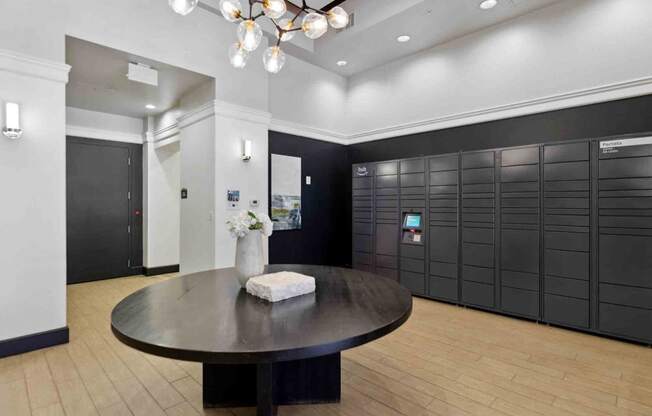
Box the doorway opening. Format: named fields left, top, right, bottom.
left=65, top=36, right=214, bottom=284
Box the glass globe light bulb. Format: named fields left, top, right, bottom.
left=262, top=0, right=286, bottom=19
left=327, top=6, right=349, bottom=29
left=228, top=43, right=249, bottom=69
left=219, top=0, right=242, bottom=22
left=276, top=18, right=296, bottom=42
left=263, top=46, right=286, bottom=74
left=169, top=0, right=199, bottom=15
left=302, top=12, right=328, bottom=40
left=237, top=20, right=263, bottom=52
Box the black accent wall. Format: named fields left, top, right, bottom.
left=272, top=94, right=652, bottom=270
left=268, top=131, right=350, bottom=266
left=348, top=95, right=652, bottom=163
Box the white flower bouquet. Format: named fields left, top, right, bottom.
left=226, top=210, right=274, bottom=238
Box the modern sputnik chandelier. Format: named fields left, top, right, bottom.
left=168, top=0, right=349, bottom=74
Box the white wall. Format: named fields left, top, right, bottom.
left=143, top=141, right=181, bottom=269
left=179, top=112, right=216, bottom=274
left=343, top=0, right=652, bottom=141
left=66, top=107, right=144, bottom=143
left=0, top=67, right=68, bottom=340
left=269, top=55, right=348, bottom=140
left=213, top=108, right=271, bottom=268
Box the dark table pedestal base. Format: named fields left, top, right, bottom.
left=203, top=352, right=341, bottom=416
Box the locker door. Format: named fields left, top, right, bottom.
left=399, top=158, right=426, bottom=294
left=499, top=146, right=540, bottom=319
left=543, top=142, right=590, bottom=329
left=428, top=154, right=459, bottom=302
left=352, top=164, right=374, bottom=272
left=375, top=161, right=400, bottom=280
left=461, top=151, right=496, bottom=309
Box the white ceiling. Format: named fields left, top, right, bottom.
left=241, top=0, right=564, bottom=76
left=66, top=37, right=213, bottom=119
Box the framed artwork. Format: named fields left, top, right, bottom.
left=271, top=154, right=302, bottom=231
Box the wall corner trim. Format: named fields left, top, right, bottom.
left=0, top=48, right=71, bottom=84
left=269, top=118, right=349, bottom=145
left=214, top=99, right=272, bottom=126
left=66, top=125, right=144, bottom=144
left=0, top=327, right=69, bottom=359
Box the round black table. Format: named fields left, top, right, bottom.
left=111, top=265, right=412, bottom=416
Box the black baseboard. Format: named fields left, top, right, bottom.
left=143, top=264, right=180, bottom=277
left=0, top=326, right=69, bottom=359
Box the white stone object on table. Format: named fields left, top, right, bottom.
left=246, top=272, right=316, bottom=302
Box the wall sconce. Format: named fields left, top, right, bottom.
left=241, top=139, right=252, bottom=162
left=3, top=102, right=23, bottom=140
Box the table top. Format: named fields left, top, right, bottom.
left=111, top=265, right=413, bottom=364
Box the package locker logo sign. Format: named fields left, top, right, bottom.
left=356, top=166, right=369, bottom=176
left=600, top=136, right=652, bottom=154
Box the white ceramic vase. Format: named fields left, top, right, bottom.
left=235, top=231, right=265, bottom=288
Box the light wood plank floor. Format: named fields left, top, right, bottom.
left=2, top=273, right=652, bottom=416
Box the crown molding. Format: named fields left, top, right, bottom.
left=66, top=125, right=144, bottom=144
left=154, top=122, right=180, bottom=142
left=178, top=100, right=216, bottom=129
left=214, top=99, right=272, bottom=126
left=269, top=118, right=348, bottom=145
left=154, top=134, right=180, bottom=149
left=0, top=49, right=70, bottom=84
left=346, top=75, right=652, bottom=144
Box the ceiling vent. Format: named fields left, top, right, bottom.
left=127, top=62, right=158, bottom=87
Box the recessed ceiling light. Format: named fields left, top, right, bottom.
left=480, top=0, right=498, bottom=10
left=397, top=35, right=411, bottom=43
left=337, top=60, right=348, bottom=67
left=145, top=104, right=157, bottom=110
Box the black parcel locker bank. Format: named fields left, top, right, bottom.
left=352, top=134, right=652, bottom=345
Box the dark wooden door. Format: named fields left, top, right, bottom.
left=66, top=137, right=142, bottom=284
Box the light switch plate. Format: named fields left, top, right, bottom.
left=306, top=176, right=312, bottom=185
